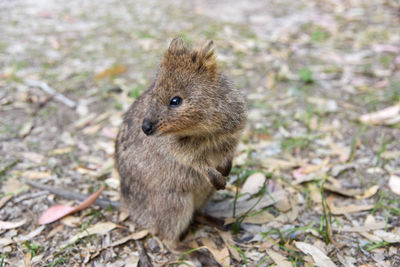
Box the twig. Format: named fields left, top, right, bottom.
left=0, top=159, right=19, bottom=177
left=22, top=179, right=119, bottom=209
left=24, top=79, right=76, bottom=108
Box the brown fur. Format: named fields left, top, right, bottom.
left=115, top=37, right=246, bottom=264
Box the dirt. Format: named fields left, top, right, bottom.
left=1, top=0, right=399, bottom=266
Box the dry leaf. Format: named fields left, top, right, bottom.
left=333, top=222, right=386, bottom=232
left=218, top=230, right=241, bottom=262
left=0, top=218, right=26, bottom=230
left=47, top=224, right=64, bottom=238
left=18, top=225, right=45, bottom=241
left=328, top=141, right=350, bottom=163
left=323, top=183, right=363, bottom=197
left=0, top=195, right=13, bottom=209
left=292, top=159, right=330, bottom=184
left=262, top=156, right=306, bottom=171
left=360, top=232, right=383, bottom=242
left=355, top=185, right=380, bottom=199
left=266, top=249, right=293, bottom=267
left=95, top=65, right=127, bottom=80
left=204, top=190, right=286, bottom=218
left=19, top=119, right=34, bottom=137
left=359, top=102, right=400, bottom=125
left=295, top=241, right=337, bottom=267
left=124, top=254, right=139, bottom=267
left=373, top=230, right=400, bottom=243
left=200, top=237, right=230, bottom=266
left=49, top=147, right=73, bottom=155
left=292, top=168, right=316, bottom=184
left=309, top=183, right=322, bottom=203
left=21, top=170, right=52, bottom=179
left=389, top=175, right=400, bottom=195
left=327, top=196, right=374, bottom=215
left=109, top=230, right=149, bottom=247
left=241, top=172, right=266, bottom=195
left=82, top=124, right=102, bottom=135
left=68, top=222, right=118, bottom=244
left=61, top=216, right=81, bottom=227
left=225, top=210, right=275, bottom=225
left=23, top=251, right=32, bottom=267
left=0, top=238, right=15, bottom=247
left=20, top=152, right=44, bottom=164
left=39, top=185, right=105, bottom=224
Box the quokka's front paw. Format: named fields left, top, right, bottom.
left=206, top=168, right=226, bottom=190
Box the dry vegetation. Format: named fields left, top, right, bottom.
left=1, top=0, right=400, bottom=266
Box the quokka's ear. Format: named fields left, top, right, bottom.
left=192, top=40, right=218, bottom=79
left=168, top=36, right=188, bottom=55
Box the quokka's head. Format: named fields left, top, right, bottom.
left=142, top=37, right=228, bottom=137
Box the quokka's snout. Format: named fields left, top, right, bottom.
left=141, top=118, right=157, bottom=136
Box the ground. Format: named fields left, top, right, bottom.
left=1, top=0, right=400, bottom=266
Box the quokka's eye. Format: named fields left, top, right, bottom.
left=169, top=96, right=183, bottom=107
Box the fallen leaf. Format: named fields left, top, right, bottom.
left=359, top=102, right=400, bottom=125
left=327, top=196, right=374, bottom=215
left=328, top=140, right=350, bottom=162
left=355, top=185, right=379, bottom=199
left=0, top=238, right=15, bottom=247
left=39, top=185, right=105, bottom=224
left=204, top=190, right=286, bottom=218
left=309, top=183, right=322, bottom=203
left=82, top=124, right=102, bottom=135
left=124, top=254, right=139, bottom=267
left=373, top=230, right=400, bottom=243
left=0, top=218, right=26, bottom=230
left=17, top=225, right=45, bottom=241
left=0, top=195, right=13, bottom=209
left=68, top=222, right=118, bottom=244
left=109, top=230, right=149, bottom=247
left=39, top=205, right=75, bottom=225
left=292, top=167, right=316, bottom=184
left=323, top=183, right=363, bottom=197
left=360, top=232, right=383, bottom=242
left=61, top=216, right=81, bottom=227
left=337, top=254, right=357, bottom=267
left=74, top=113, right=97, bottom=129
left=19, top=119, right=34, bottom=137
left=241, top=172, right=266, bottom=195
left=330, top=163, right=355, bottom=177
left=389, top=175, right=400, bottom=195
left=333, top=222, right=386, bottom=232
left=20, top=170, right=52, bottom=179
left=23, top=251, right=32, bottom=267
left=95, top=65, right=127, bottom=80
left=47, top=224, right=64, bottom=238
left=20, top=152, right=44, bottom=164
left=224, top=210, right=275, bottom=225
left=262, top=156, right=306, bottom=171
left=266, top=249, right=293, bottom=267
left=218, top=230, right=241, bottom=262
left=200, top=238, right=230, bottom=266
left=295, top=241, right=337, bottom=267
left=49, top=147, right=74, bottom=155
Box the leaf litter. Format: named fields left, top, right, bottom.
left=1, top=0, right=400, bottom=266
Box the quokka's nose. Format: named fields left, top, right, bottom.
left=142, top=119, right=155, bottom=136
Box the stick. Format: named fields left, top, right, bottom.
left=24, top=79, right=77, bottom=108
left=23, top=179, right=120, bottom=209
